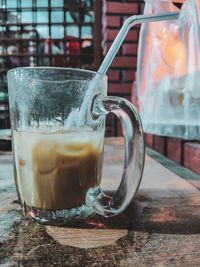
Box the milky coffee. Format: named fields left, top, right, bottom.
left=13, top=130, right=104, bottom=211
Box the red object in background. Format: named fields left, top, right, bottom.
left=66, top=36, right=80, bottom=67
left=44, top=38, right=65, bottom=67
left=43, top=37, right=80, bottom=67
left=54, top=54, right=64, bottom=67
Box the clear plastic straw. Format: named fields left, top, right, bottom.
left=98, top=12, right=179, bottom=74
left=65, top=12, right=179, bottom=129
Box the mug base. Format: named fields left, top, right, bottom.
left=21, top=186, right=101, bottom=226
left=23, top=203, right=95, bottom=226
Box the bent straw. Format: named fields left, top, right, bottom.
left=98, top=12, right=179, bottom=75
left=65, top=12, right=180, bottom=129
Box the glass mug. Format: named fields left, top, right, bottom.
left=7, top=67, right=145, bottom=225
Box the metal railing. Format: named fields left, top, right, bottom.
left=0, top=0, right=102, bottom=129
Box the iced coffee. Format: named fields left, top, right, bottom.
left=13, top=130, right=104, bottom=211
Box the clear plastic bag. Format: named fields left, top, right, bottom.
left=136, top=0, right=200, bottom=140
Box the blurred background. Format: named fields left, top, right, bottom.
left=2, top=1, right=199, bottom=177
left=0, top=0, right=102, bottom=130
left=0, top=0, right=184, bottom=134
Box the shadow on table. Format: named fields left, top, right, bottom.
left=132, top=192, right=200, bottom=235
left=2, top=189, right=200, bottom=265
left=0, top=200, right=149, bottom=266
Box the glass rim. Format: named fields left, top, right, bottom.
left=7, top=66, right=107, bottom=79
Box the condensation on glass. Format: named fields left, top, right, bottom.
left=0, top=0, right=102, bottom=129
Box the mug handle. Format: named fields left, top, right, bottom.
left=92, top=95, right=145, bottom=217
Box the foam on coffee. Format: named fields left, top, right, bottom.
left=13, top=130, right=104, bottom=210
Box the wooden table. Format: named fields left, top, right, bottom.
left=1, top=137, right=200, bottom=266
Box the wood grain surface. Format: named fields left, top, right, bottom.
left=1, top=138, right=200, bottom=266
